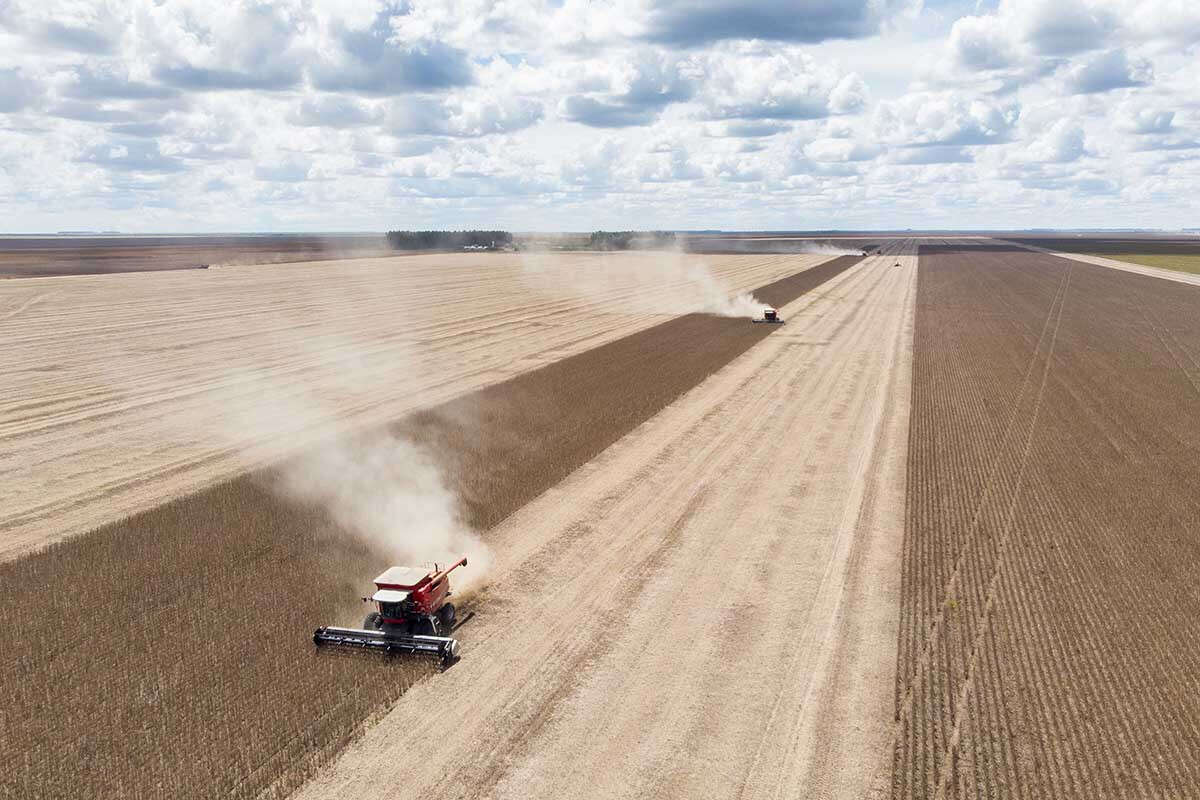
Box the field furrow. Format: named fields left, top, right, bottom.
left=895, top=244, right=1200, bottom=798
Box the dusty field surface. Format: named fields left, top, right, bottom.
left=1, top=254, right=868, bottom=800
left=894, top=245, right=1200, bottom=799
left=294, top=244, right=917, bottom=800
left=0, top=250, right=827, bottom=561
left=0, top=234, right=394, bottom=277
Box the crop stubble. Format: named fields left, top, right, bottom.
left=894, top=245, right=1200, bottom=798
left=0, top=256, right=860, bottom=800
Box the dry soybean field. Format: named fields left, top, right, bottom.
left=6, top=238, right=1200, bottom=800
left=896, top=244, right=1200, bottom=798
left=1, top=252, right=880, bottom=800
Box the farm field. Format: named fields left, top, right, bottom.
left=0, top=250, right=828, bottom=561
left=11, top=235, right=1197, bottom=800
left=1003, top=235, right=1200, bottom=278
left=895, top=244, right=1200, bottom=798
left=0, top=234, right=395, bottom=277
left=294, top=244, right=917, bottom=800
left=1091, top=252, right=1200, bottom=273
left=0, top=249, right=886, bottom=799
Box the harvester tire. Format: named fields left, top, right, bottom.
left=363, top=612, right=382, bottom=631
left=438, top=603, right=456, bottom=631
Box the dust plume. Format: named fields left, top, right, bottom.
left=790, top=240, right=864, bottom=256
left=161, top=323, right=491, bottom=590
left=278, top=429, right=491, bottom=591
left=519, top=244, right=771, bottom=319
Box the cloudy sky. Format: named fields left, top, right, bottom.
left=1, top=0, right=1197, bottom=232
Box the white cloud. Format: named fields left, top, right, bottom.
left=947, top=15, right=1019, bottom=71
left=1017, top=0, right=1118, bottom=56
left=0, top=67, right=42, bottom=112
left=804, top=137, right=881, bottom=162
left=700, top=43, right=863, bottom=120
left=1116, top=101, right=1174, bottom=135
left=1061, top=49, right=1152, bottom=94
left=876, top=92, right=1021, bottom=147
left=0, top=0, right=1196, bottom=231
left=1025, top=119, right=1089, bottom=163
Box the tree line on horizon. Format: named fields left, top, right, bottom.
left=588, top=231, right=676, bottom=250
left=386, top=230, right=513, bottom=250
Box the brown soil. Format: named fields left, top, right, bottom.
left=0, top=257, right=859, bottom=800
left=894, top=245, right=1200, bottom=798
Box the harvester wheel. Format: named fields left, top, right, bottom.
left=363, top=612, right=382, bottom=631
left=438, top=603, right=456, bottom=631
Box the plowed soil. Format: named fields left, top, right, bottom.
left=894, top=245, right=1200, bottom=799
left=1, top=255, right=872, bottom=800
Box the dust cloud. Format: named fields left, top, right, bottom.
left=165, top=327, right=490, bottom=590
left=792, top=241, right=863, bottom=256
left=279, top=430, right=491, bottom=591
left=519, top=245, right=771, bottom=319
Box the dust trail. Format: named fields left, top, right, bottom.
left=152, top=314, right=491, bottom=589
left=277, top=426, right=491, bottom=592
left=519, top=243, right=771, bottom=319
left=683, top=236, right=867, bottom=257
left=790, top=241, right=864, bottom=256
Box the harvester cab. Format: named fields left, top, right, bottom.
left=313, top=556, right=468, bottom=667
left=753, top=307, right=784, bottom=324
left=365, top=561, right=461, bottom=636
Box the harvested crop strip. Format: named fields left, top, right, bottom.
left=894, top=245, right=1200, bottom=799
left=1, top=255, right=860, bottom=800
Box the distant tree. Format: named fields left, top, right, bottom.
left=386, top=230, right=513, bottom=250
left=588, top=231, right=676, bottom=250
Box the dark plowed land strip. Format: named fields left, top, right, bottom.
left=1, top=256, right=860, bottom=800
left=895, top=245, right=1200, bottom=799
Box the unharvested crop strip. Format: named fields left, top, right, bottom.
left=1, top=255, right=861, bottom=800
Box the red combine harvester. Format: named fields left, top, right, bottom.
left=313, top=556, right=467, bottom=667
left=752, top=307, right=784, bottom=324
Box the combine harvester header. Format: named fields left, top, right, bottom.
left=313, top=556, right=468, bottom=667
